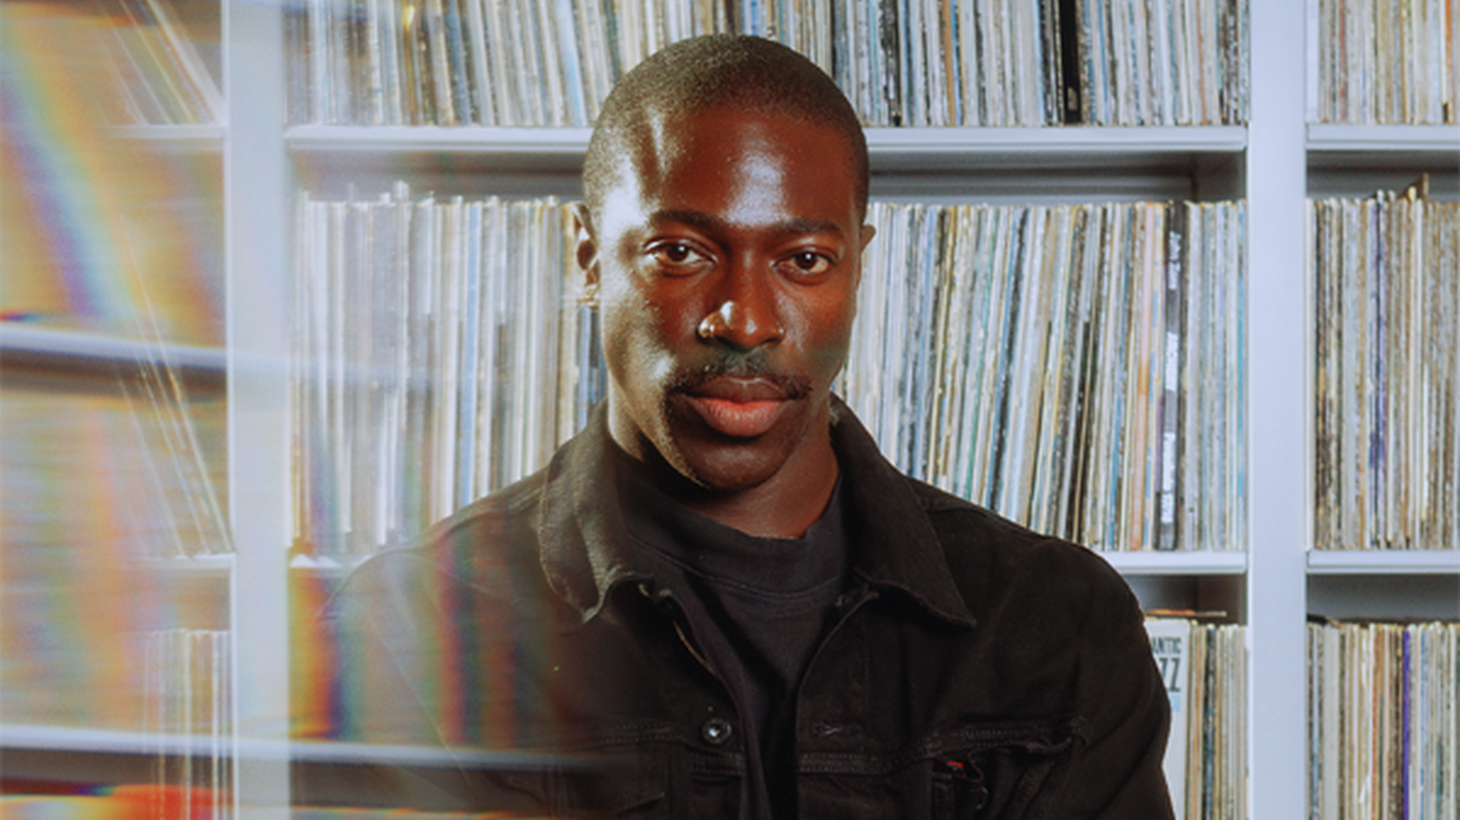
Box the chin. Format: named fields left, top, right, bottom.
left=670, top=438, right=792, bottom=494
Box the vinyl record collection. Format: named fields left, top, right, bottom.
left=846, top=200, right=1247, bottom=553
left=1146, top=618, right=1248, bottom=820
left=0, top=369, right=230, bottom=747
left=1307, top=619, right=1459, bottom=820
left=3, top=5, right=229, bottom=348
left=285, top=0, right=1249, bottom=127
left=1, top=365, right=230, bottom=563
left=290, top=191, right=1246, bottom=557
left=1311, top=187, right=1460, bottom=551
left=1310, top=0, right=1459, bottom=124
left=289, top=187, right=599, bottom=557
left=143, top=628, right=234, bottom=819
left=95, top=0, right=224, bottom=125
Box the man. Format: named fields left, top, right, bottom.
left=295, top=34, right=1174, bottom=819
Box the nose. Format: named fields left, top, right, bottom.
left=697, top=267, right=784, bottom=351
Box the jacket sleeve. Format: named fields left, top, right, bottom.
left=289, top=550, right=556, bottom=813
left=1037, top=546, right=1177, bottom=820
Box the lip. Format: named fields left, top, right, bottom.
left=681, top=377, right=794, bottom=438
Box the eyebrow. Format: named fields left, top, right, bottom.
left=648, top=209, right=846, bottom=239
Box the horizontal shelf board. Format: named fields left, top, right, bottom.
left=0, top=324, right=227, bottom=372
left=1, top=725, right=232, bottom=757
left=135, top=553, right=235, bottom=573
left=288, top=125, right=593, bottom=174
left=1307, top=123, right=1460, bottom=152
left=0, top=726, right=551, bottom=770
left=287, top=124, right=1247, bottom=174
left=111, top=124, right=227, bottom=149
left=289, top=553, right=372, bottom=575
left=290, top=551, right=1252, bottom=579
left=291, top=738, right=582, bottom=769
left=287, top=124, right=593, bottom=153
left=1094, top=550, right=1248, bottom=575
left=1307, top=124, right=1459, bottom=193
left=1308, top=549, right=1460, bottom=575
left=869, top=125, right=1245, bottom=159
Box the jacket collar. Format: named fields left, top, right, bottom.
left=537, top=398, right=976, bottom=629
left=826, top=397, right=977, bottom=628
left=536, top=404, right=645, bottom=624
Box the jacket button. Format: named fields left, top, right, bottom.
left=701, top=717, right=733, bottom=746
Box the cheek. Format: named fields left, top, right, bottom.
left=602, top=271, right=702, bottom=351
left=600, top=288, right=677, bottom=388
left=792, top=290, right=858, bottom=375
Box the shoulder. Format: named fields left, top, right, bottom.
left=325, top=468, right=552, bottom=620
left=423, top=469, right=547, bottom=559
left=906, top=477, right=1142, bottom=634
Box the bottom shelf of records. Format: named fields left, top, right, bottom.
left=1306, top=619, right=1459, bottom=820
left=1145, top=617, right=1248, bottom=820
left=0, top=629, right=233, bottom=812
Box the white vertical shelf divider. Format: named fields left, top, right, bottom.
left=1246, top=0, right=1309, bottom=815
left=226, top=0, right=292, bottom=813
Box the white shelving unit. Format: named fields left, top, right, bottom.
left=277, top=125, right=1257, bottom=814
left=263, top=142, right=1256, bottom=815
left=1245, top=4, right=1310, bottom=814
left=1297, top=43, right=1460, bottom=820
left=224, top=0, right=293, bottom=814
left=7, top=0, right=1455, bottom=816
left=1298, top=114, right=1460, bottom=634
left=0, top=0, right=234, bottom=790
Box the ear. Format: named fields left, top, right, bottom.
left=852, top=223, right=877, bottom=289
left=858, top=223, right=877, bottom=251
left=572, top=203, right=600, bottom=305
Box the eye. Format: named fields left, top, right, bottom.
left=777, top=250, right=833, bottom=278
left=647, top=241, right=710, bottom=273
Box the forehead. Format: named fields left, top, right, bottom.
left=598, top=105, right=862, bottom=229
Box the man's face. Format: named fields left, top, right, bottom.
left=581, top=106, right=872, bottom=493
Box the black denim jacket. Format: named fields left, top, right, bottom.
left=293, top=401, right=1175, bottom=819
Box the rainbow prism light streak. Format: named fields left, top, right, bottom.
left=1, top=2, right=224, bottom=344
left=1, top=2, right=232, bottom=801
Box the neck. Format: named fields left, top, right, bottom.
left=624, top=429, right=840, bottom=539
left=680, top=448, right=839, bottom=539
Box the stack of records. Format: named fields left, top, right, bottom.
left=845, top=200, right=1247, bottom=553
left=1311, top=186, right=1460, bottom=551
left=289, top=186, right=599, bottom=558
left=1311, top=0, right=1459, bottom=124
left=142, top=628, right=233, bottom=818
left=291, top=192, right=1246, bottom=557
left=1146, top=617, right=1249, bottom=820
left=1307, top=619, right=1460, bottom=819
left=97, top=0, right=224, bottom=125
left=286, top=0, right=1249, bottom=127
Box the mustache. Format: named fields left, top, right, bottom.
left=668, top=352, right=813, bottom=399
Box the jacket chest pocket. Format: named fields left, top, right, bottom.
left=931, top=757, right=990, bottom=817
left=553, top=737, right=744, bottom=818
left=800, top=718, right=1079, bottom=820
left=553, top=745, right=670, bottom=819
left=923, top=719, right=1079, bottom=820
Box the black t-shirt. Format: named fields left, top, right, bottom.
left=614, top=450, right=849, bottom=819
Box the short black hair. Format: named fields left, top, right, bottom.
left=582, top=34, right=869, bottom=220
